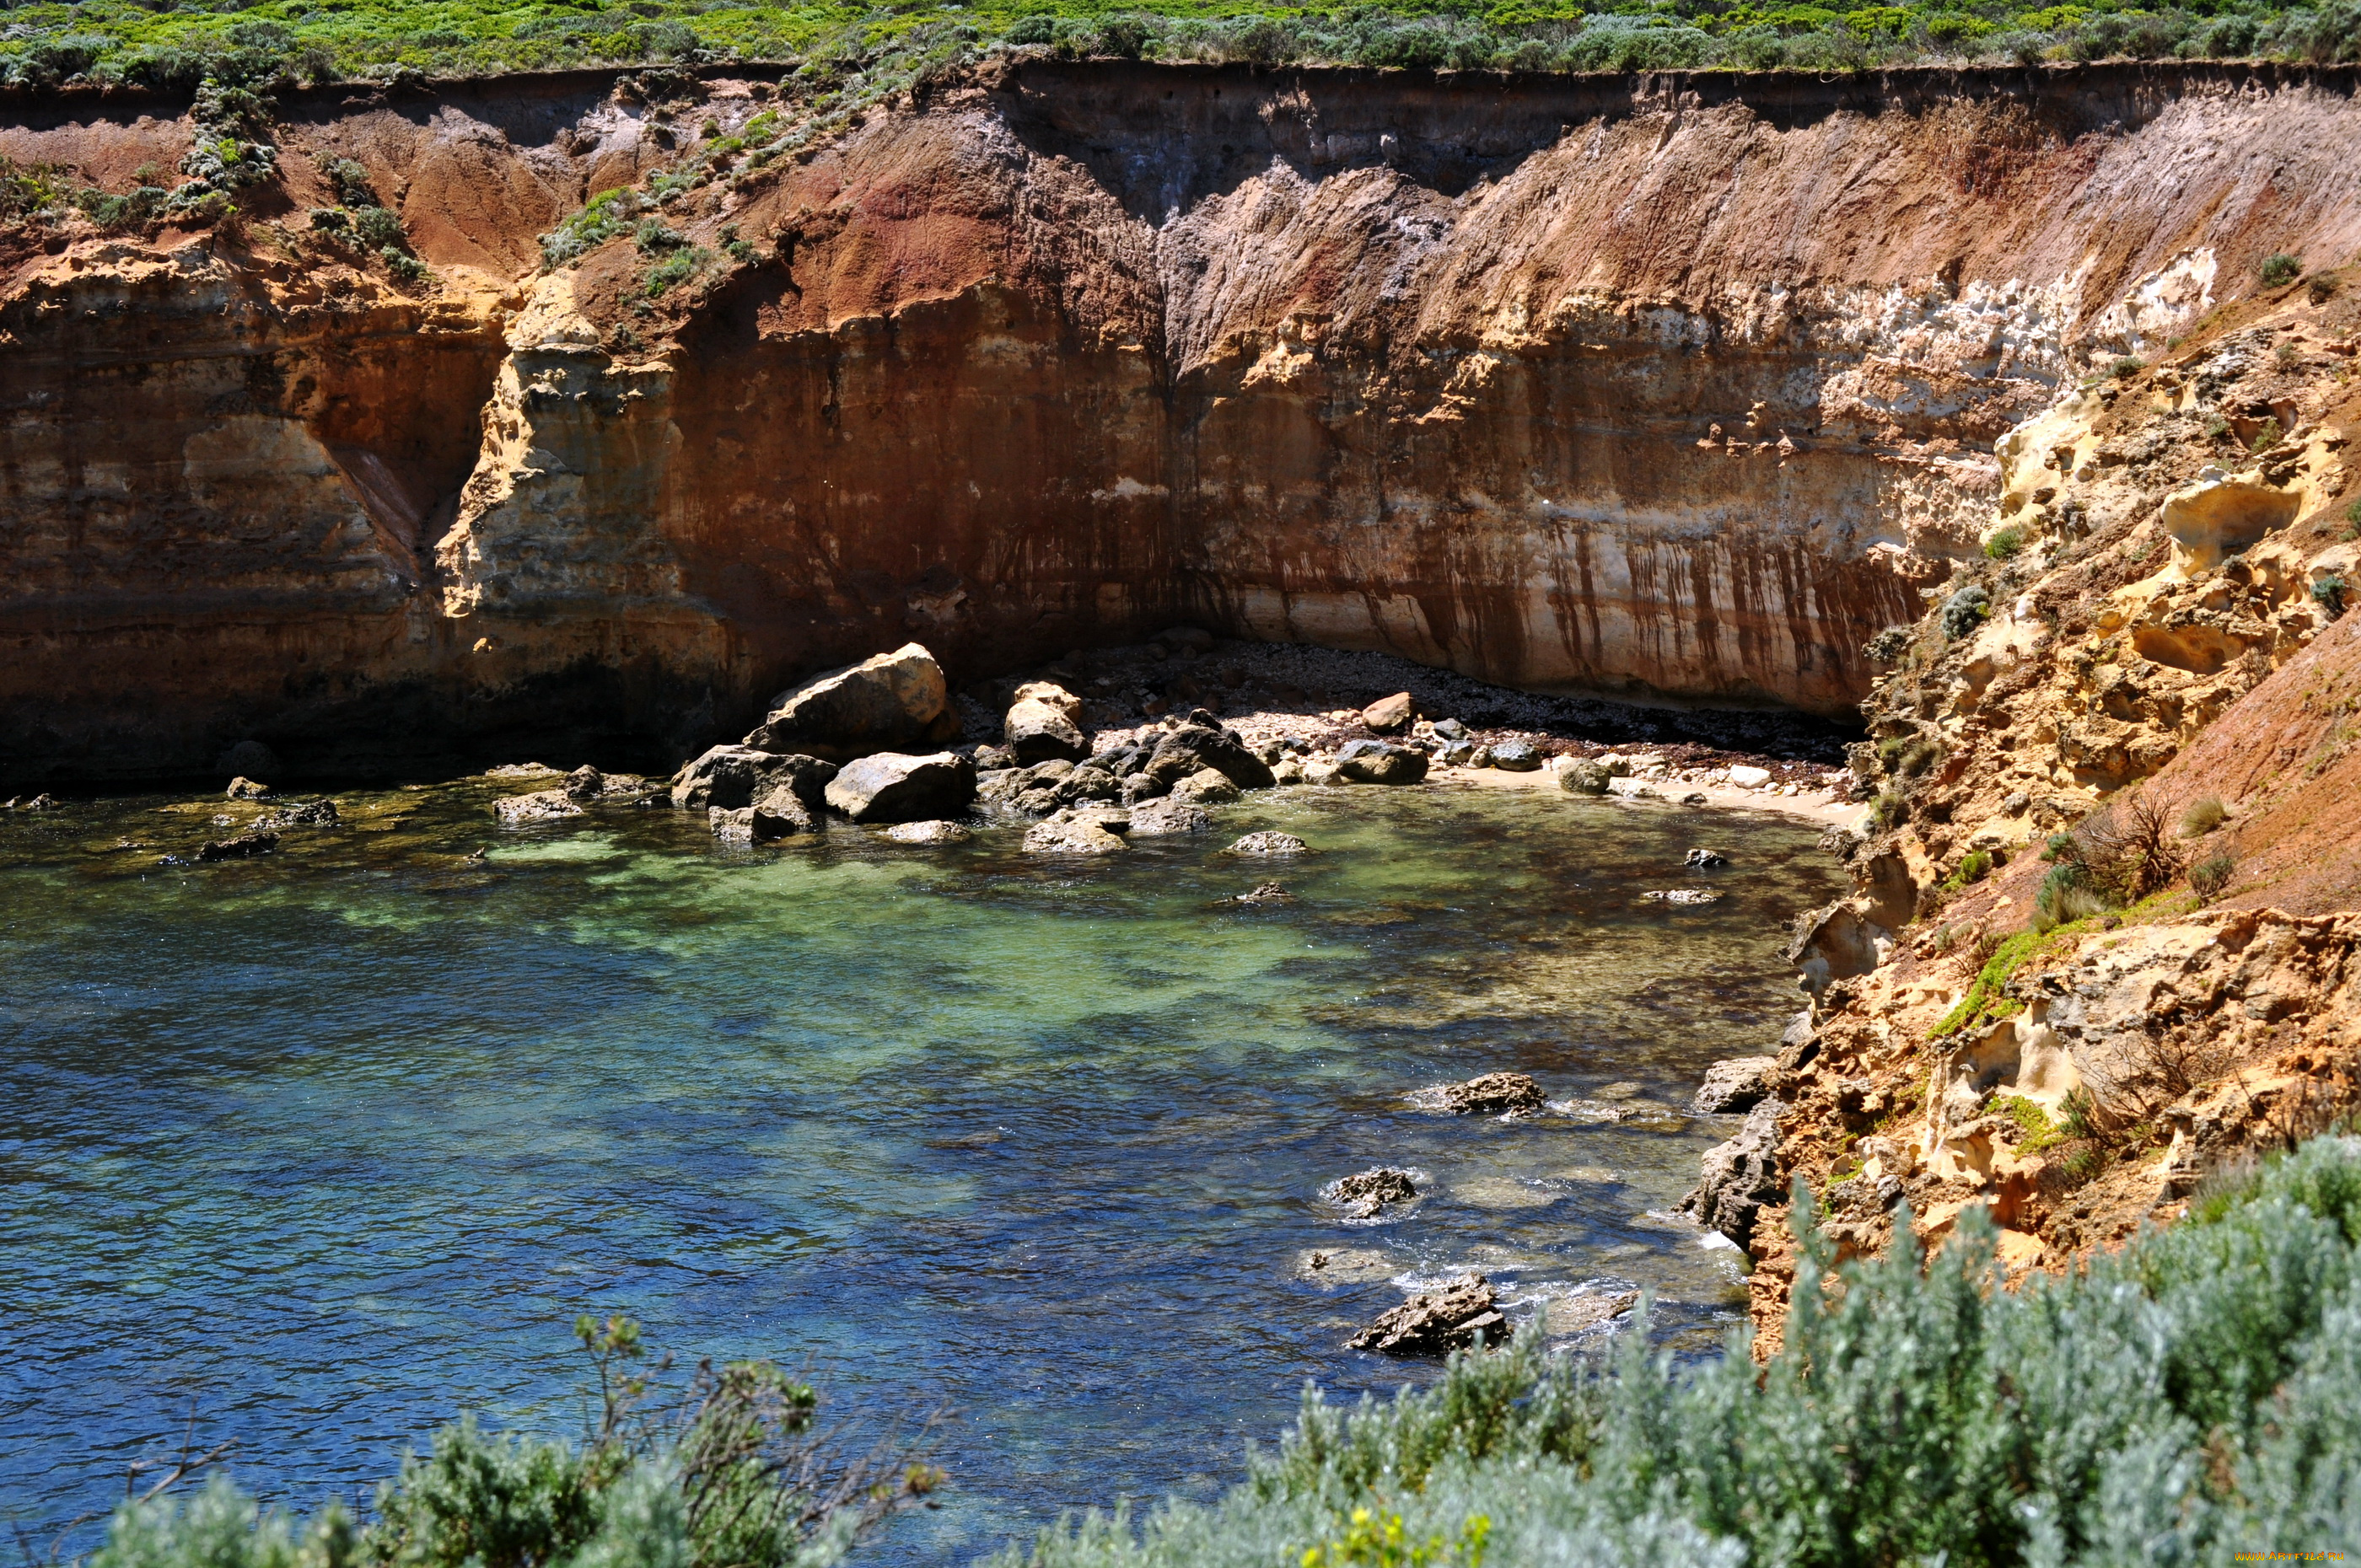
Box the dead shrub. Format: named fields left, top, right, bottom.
left=2068, top=792, right=2186, bottom=905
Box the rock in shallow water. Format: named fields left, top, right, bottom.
left=825, top=751, right=976, bottom=824
left=1330, top=1166, right=1418, bottom=1217
left=671, top=746, right=836, bottom=812
left=493, top=789, right=583, bottom=824
left=1229, top=831, right=1309, bottom=856
left=1335, top=738, right=1428, bottom=785
left=1347, top=1274, right=1506, bottom=1356
left=1025, top=818, right=1126, bottom=855
left=195, top=829, right=280, bottom=861
left=1438, top=1071, right=1546, bottom=1115
left=224, top=776, right=272, bottom=801
left=1558, top=760, right=1611, bottom=794
left=1127, top=797, right=1210, bottom=835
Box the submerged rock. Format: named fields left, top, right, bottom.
left=1684, top=848, right=1729, bottom=868
left=1025, top=817, right=1127, bottom=855
left=1642, top=889, right=1722, bottom=905
left=825, top=750, right=976, bottom=824
left=745, top=642, right=960, bottom=760
left=1347, top=1274, right=1506, bottom=1356
left=1229, top=831, right=1309, bottom=856
left=1547, top=1289, right=1641, bottom=1335
left=1439, top=1071, right=1546, bottom=1116
left=1330, top=1166, right=1418, bottom=1217
left=1335, top=739, right=1428, bottom=785
left=196, top=828, right=279, bottom=861
left=1681, top=1097, right=1788, bottom=1248
left=493, top=790, right=583, bottom=824
left=1232, top=880, right=1293, bottom=905
left=257, top=798, right=340, bottom=828
left=1690, top=1056, right=1777, bottom=1114
left=885, top=819, right=972, bottom=844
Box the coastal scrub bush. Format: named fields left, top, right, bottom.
left=2034, top=860, right=2116, bottom=929
left=1014, top=1134, right=2361, bottom=1568
left=2315, top=572, right=2348, bottom=619
left=85, top=1316, right=940, bottom=1568
left=2109, top=354, right=2145, bottom=379
left=2192, top=851, right=2236, bottom=901
left=1939, top=583, right=1989, bottom=641
left=1864, top=625, right=1912, bottom=663
left=2262, top=251, right=2305, bottom=287
left=1982, top=524, right=2025, bottom=561
left=2180, top=792, right=2228, bottom=836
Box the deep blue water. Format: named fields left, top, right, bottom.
left=0, top=777, right=1838, bottom=1560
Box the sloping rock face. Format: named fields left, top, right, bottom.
left=8, top=62, right=2361, bottom=780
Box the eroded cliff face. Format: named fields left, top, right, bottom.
left=6, top=62, right=2361, bottom=780
left=1729, top=263, right=2361, bottom=1351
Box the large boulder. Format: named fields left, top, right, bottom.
left=1143, top=719, right=1275, bottom=791
left=1004, top=681, right=1088, bottom=765
left=824, top=751, right=977, bottom=824
left=1362, top=692, right=1415, bottom=733
left=745, top=643, right=960, bottom=760
left=1335, top=739, right=1428, bottom=786
left=671, top=746, right=837, bottom=811
left=1681, top=1097, right=1788, bottom=1248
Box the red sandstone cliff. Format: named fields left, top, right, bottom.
left=4, top=62, right=2359, bottom=781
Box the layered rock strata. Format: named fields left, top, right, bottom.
left=7, top=62, right=2361, bottom=780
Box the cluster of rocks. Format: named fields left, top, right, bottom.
left=1328, top=1071, right=1558, bottom=1357
left=1, top=794, right=57, bottom=811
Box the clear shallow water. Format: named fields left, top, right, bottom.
left=0, top=778, right=1839, bottom=1560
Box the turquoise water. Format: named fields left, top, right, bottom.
left=0, top=777, right=1838, bottom=1559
